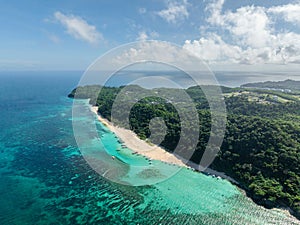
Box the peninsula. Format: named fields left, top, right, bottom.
left=69, top=80, right=300, bottom=220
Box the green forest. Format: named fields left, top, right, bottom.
left=68, top=80, right=300, bottom=219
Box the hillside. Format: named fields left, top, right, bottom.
left=241, top=79, right=300, bottom=92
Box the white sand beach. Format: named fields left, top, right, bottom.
left=90, top=106, right=239, bottom=184
left=91, top=106, right=187, bottom=167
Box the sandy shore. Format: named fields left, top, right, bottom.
left=90, top=106, right=239, bottom=183
left=91, top=106, right=187, bottom=167
left=89, top=106, right=300, bottom=220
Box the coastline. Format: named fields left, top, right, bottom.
left=90, top=105, right=238, bottom=183
left=90, top=105, right=299, bottom=221
left=91, top=106, right=187, bottom=168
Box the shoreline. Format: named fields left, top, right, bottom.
left=91, top=106, right=187, bottom=168
left=90, top=106, right=238, bottom=183
left=90, top=105, right=299, bottom=221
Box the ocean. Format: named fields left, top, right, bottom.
left=0, top=71, right=299, bottom=224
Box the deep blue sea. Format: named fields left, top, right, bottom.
left=0, top=71, right=299, bottom=224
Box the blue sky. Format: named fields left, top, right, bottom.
left=0, top=0, right=300, bottom=71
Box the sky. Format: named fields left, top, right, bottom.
left=0, top=0, right=300, bottom=72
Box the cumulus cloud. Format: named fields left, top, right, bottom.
left=100, top=41, right=194, bottom=69
left=137, top=31, right=148, bottom=41
left=54, top=11, right=102, bottom=44
left=268, top=3, right=300, bottom=26
left=184, top=0, right=300, bottom=65
left=136, top=31, right=159, bottom=41
left=205, top=0, right=273, bottom=48
left=205, top=0, right=225, bottom=26
left=184, top=34, right=242, bottom=63
left=157, top=0, right=189, bottom=24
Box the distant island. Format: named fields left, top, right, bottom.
left=242, top=79, right=300, bottom=93
left=69, top=79, right=300, bottom=220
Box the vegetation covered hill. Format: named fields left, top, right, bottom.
left=69, top=81, right=300, bottom=219
left=242, top=79, right=300, bottom=92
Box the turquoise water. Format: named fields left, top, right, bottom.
left=0, top=72, right=299, bottom=224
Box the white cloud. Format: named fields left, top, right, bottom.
left=88, top=41, right=221, bottom=86
left=226, top=6, right=272, bottom=49
left=274, top=32, right=300, bottom=64
left=205, top=0, right=225, bottom=26
left=101, top=41, right=196, bottom=70
left=137, top=31, right=148, bottom=41
left=184, top=0, right=300, bottom=65
left=54, top=11, right=102, bottom=44
left=268, top=3, right=300, bottom=26
left=136, top=31, right=159, bottom=41
left=157, top=0, right=189, bottom=24
left=206, top=1, right=273, bottom=48
left=184, top=34, right=242, bottom=63
left=150, top=31, right=160, bottom=38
